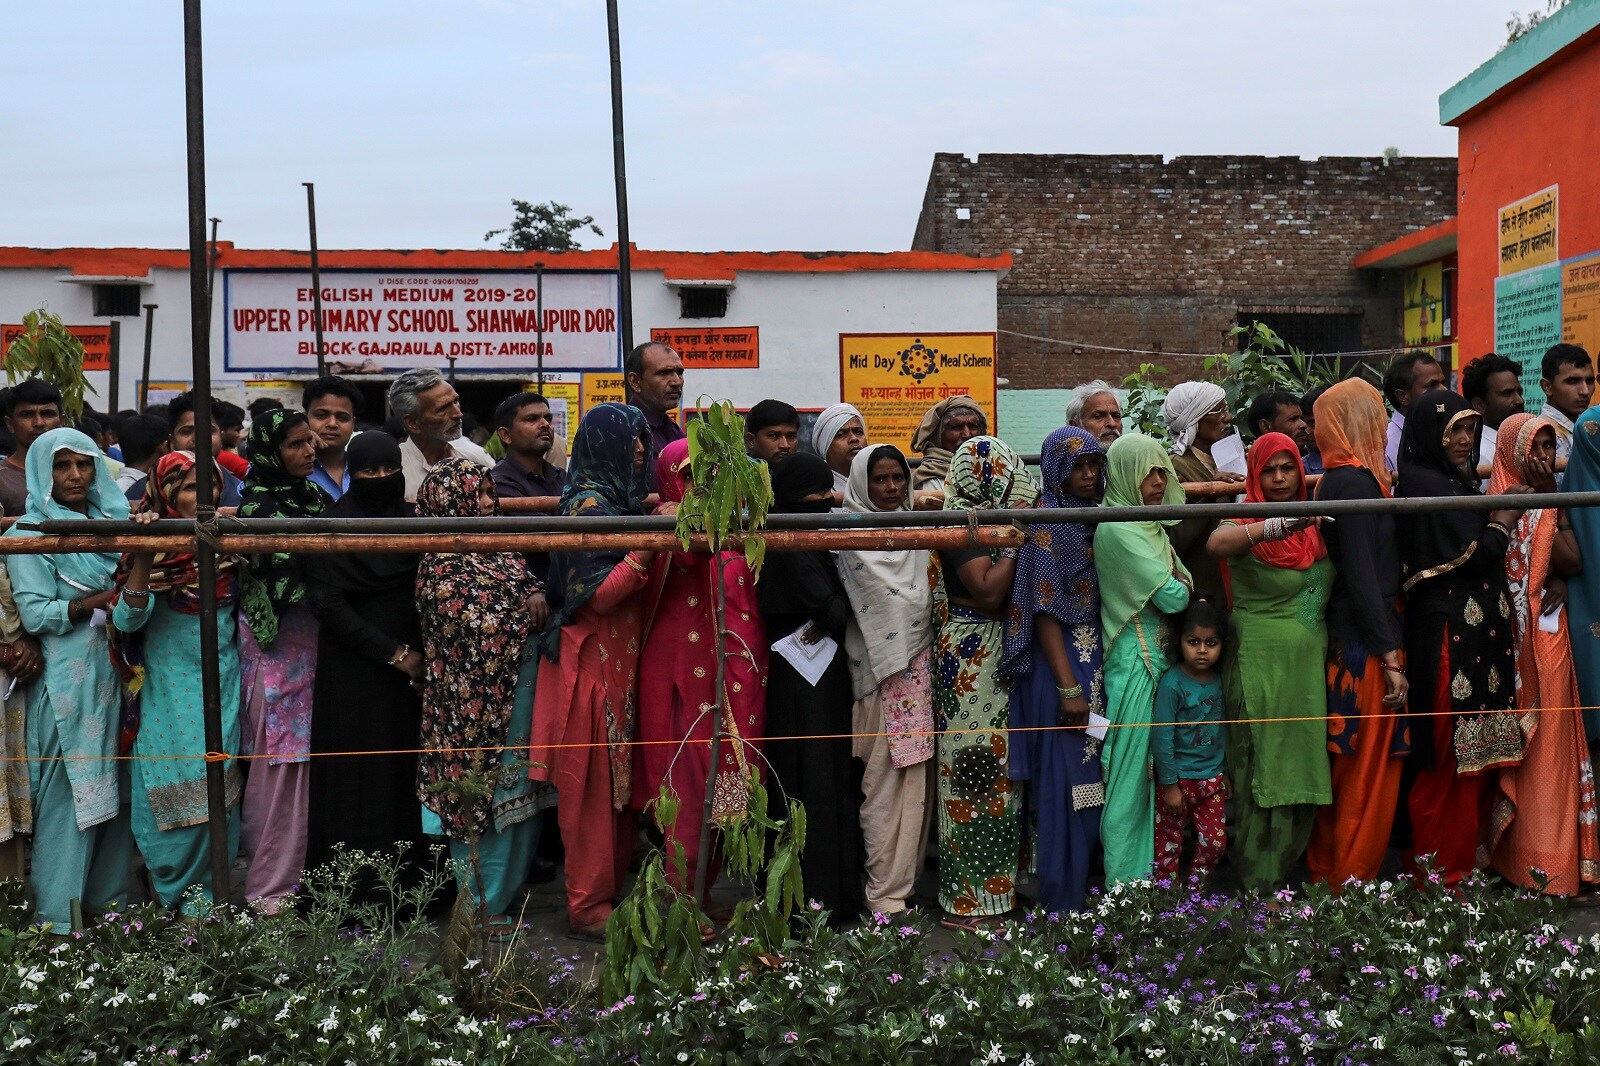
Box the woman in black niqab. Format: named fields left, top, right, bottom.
left=757, top=452, right=866, bottom=925
left=305, top=431, right=427, bottom=877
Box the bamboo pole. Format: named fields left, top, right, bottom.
left=0, top=526, right=1026, bottom=557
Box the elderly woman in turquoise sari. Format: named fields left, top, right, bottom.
left=1094, top=434, right=1191, bottom=886
left=1565, top=406, right=1600, bottom=743
left=4, top=427, right=134, bottom=930
left=933, top=435, right=1039, bottom=928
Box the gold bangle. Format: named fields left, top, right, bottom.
left=623, top=553, right=648, bottom=575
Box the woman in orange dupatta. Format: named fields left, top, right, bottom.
left=1486, top=412, right=1600, bottom=897
left=1304, top=379, right=1411, bottom=889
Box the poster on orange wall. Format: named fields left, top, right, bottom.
left=1494, top=263, right=1562, bottom=410
left=1562, top=254, right=1600, bottom=384
left=1499, top=185, right=1559, bottom=276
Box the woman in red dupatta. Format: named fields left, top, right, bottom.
left=632, top=439, right=769, bottom=907
left=1486, top=412, right=1600, bottom=896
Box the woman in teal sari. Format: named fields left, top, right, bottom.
left=1094, top=434, right=1191, bottom=885
left=1564, top=406, right=1600, bottom=743
left=4, top=428, right=134, bottom=930
left=111, top=451, right=243, bottom=917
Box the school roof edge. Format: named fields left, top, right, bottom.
left=1439, top=0, right=1600, bottom=125
left=0, top=244, right=1013, bottom=282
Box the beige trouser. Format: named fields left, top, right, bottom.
left=854, top=690, right=931, bottom=914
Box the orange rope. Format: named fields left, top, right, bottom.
left=8, top=702, right=1589, bottom=763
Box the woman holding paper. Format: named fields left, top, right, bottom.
left=632, top=439, right=769, bottom=906
left=1205, top=432, right=1332, bottom=892
left=759, top=452, right=864, bottom=925
left=836, top=443, right=935, bottom=917
left=1485, top=413, right=1599, bottom=897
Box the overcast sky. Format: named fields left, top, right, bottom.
left=2, top=1, right=1517, bottom=254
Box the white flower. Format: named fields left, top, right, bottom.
left=1016, top=992, right=1034, bottom=1009
left=188, top=991, right=211, bottom=1005
left=316, top=1006, right=340, bottom=1033
left=103, top=992, right=129, bottom=1008
left=221, top=1015, right=240, bottom=1031
left=8, top=1039, right=31, bottom=1050
left=368, top=1025, right=383, bottom=1043
left=676, top=1055, right=690, bottom=1063
left=406, top=1010, right=427, bottom=1024
left=929, top=1014, right=946, bottom=1030
left=981, top=1043, right=1006, bottom=1064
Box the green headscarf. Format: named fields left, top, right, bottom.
left=238, top=409, right=329, bottom=647
left=1093, top=433, right=1189, bottom=646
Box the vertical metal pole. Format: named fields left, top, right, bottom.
left=606, top=0, right=634, bottom=368
left=139, top=304, right=157, bottom=411
left=205, top=216, right=220, bottom=335
left=304, top=182, right=327, bottom=377
left=183, top=0, right=235, bottom=912
left=535, top=260, right=545, bottom=389
left=107, top=320, right=121, bottom=416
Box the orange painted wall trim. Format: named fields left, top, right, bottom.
left=0, top=243, right=1011, bottom=280
left=1351, top=217, right=1459, bottom=270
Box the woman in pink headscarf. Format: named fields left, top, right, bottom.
left=631, top=439, right=769, bottom=910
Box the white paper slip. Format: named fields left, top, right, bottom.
left=771, top=627, right=838, bottom=687
left=1211, top=432, right=1248, bottom=476
left=1539, top=605, right=1564, bottom=634
left=1087, top=712, right=1110, bottom=742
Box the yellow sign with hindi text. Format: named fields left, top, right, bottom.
left=1500, top=185, right=1559, bottom=276
left=838, top=333, right=997, bottom=452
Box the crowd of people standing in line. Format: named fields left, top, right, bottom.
left=3, top=336, right=1600, bottom=941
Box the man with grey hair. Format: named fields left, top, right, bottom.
left=389, top=367, right=494, bottom=502
left=1065, top=381, right=1124, bottom=446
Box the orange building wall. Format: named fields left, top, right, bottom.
left=1452, top=30, right=1600, bottom=360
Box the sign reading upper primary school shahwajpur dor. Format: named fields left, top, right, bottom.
left=223, top=270, right=621, bottom=373
left=838, top=333, right=997, bottom=451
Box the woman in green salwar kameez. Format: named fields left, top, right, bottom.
left=1207, top=432, right=1332, bottom=892
left=1094, top=435, right=1190, bottom=886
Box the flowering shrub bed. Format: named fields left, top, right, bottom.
left=2, top=857, right=1598, bottom=1064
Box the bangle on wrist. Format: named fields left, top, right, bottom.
left=388, top=644, right=411, bottom=667
left=1244, top=522, right=1258, bottom=547
left=1057, top=685, right=1083, bottom=701
left=1380, top=663, right=1405, bottom=674
left=624, top=552, right=648, bottom=575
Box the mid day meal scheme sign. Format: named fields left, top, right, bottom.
left=838, top=333, right=997, bottom=450
left=224, top=270, right=620, bottom=373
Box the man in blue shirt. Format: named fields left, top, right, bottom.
left=491, top=391, right=566, bottom=585
left=303, top=375, right=364, bottom=501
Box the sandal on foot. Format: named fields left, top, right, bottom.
left=939, top=913, right=996, bottom=933
left=567, top=921, right=608, bottom=943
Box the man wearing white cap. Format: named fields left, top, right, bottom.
left=1162, top=381, right=1242, bottom=602
left=812, top=402, right=867, bottom=504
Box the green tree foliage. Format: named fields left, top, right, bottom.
left=484, top=199, right=604, bottom=252
left=2, top=308, right=96, bottom=420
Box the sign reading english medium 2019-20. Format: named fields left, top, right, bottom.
left=223, top=270, right=621, bottom=373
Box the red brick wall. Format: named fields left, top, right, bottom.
left=911, top=154, right=1457, bottom=390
